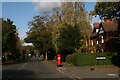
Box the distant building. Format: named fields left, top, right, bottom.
left=90, top=17, right=118, bottom=52
left=22, top=43, right=33, bottom=46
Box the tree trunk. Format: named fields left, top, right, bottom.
left=45, top=52, right=47, bottom=60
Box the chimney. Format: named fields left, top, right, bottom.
left=104, top=17, right=111, bottom=22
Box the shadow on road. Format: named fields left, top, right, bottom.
left=2, top=58, right=41, bottom=66
left=2, top=70, right=34, bottom=80
left=2, top=69, right=119, bottom=80
left=2, top=70, right=73, bottom=80
left=2, top=59, right=28, bottom=65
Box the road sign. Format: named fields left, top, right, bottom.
left=96, top=57, right=106, bottom=60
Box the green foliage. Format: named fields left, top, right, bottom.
left=25, top=2, right=90, bottom=59
left=2, top=19, right=16, bottom=52
left=66, top=52, right=116, bottom=66
left=52, top=2, right=89, bottom=54
left=2, top=18, right=23, bottom=61
left=24, top=15, right=52, bottom=55
left=53, top=25, right=82, bottom=54
left=26, top=46, right=34, bottom=55
left=92, top=2, right=120, bottom=19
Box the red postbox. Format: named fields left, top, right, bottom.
left=57, top=54, right=62, bottom=67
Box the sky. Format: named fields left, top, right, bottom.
left=2, top=2, right=38, bottom=39
left=2, top=1, right=101, bottom=40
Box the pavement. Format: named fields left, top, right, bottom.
left=44, top=60, right=120, bottom=80
left=1, top=57, right=120, bottom=80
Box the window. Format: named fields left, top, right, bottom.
left=101, top=36, right=104, bottom=43
left=96, top=29, right=99, bottom=33
left=97, top=40, right=98, bottom=45
left=91, top=40, right=93, bottom=46
left=99, top=27, right=104, bottom=34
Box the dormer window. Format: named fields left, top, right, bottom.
left=96, top=29, right=99, bottom=33
left=99, top=27, right=104, bottom=34
left=100, top=27, right=103, bottom=30
left=99, top=30, right=104, bottom=34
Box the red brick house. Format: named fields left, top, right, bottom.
left=90, top=18, right=118, bottom=52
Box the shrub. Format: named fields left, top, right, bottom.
left=66, top=52, right=115, bottom=66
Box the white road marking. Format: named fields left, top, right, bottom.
left=56, top=68, right=82, bottom=80
left=72, top=74, right=82, bottom=79
left=58, top=67, right=66, bottom=70
left=56, top=68, right=75, bottom=79
left=56, top=68, right=64, bottom=74
left=17, top=63, right=27, bottom=71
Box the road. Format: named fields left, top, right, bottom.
left=2, top=58, right=72, bottom=80
left=2, top=57, right=119, bottom=80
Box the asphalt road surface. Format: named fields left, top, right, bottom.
left=2, top=58, right=72, bottom=80
left=2, top=57, right=72, bottom=80
left=2, top=57, right=119, bottom=80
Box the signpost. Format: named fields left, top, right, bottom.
left=96, top=57, right=106, bottom=60
left=96, top=56, right=106, bottom=65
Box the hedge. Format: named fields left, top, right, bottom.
left=66, top=52, right=117, bottom=66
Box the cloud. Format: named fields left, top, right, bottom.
left=32, top=0, right=61, bottom=12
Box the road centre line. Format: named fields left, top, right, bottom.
left=17, top=63, right=27, bottom=71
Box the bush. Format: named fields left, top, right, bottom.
left=65, top=54, right=74, bottom=64
left=66, top=52, right=116, bottom=66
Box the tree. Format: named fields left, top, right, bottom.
left=25, top=2, right=91, bottom=60
left=25, top=45, right=34, bottom=57
left=2, top=18, right=21, bottom=61
left=91, top=2, right=120, bottom=19
left=24, top=15, right=53, bottom=59
left=52, top=2, right=91, bottom=53
left=53, top=25, right=82, bottom=53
